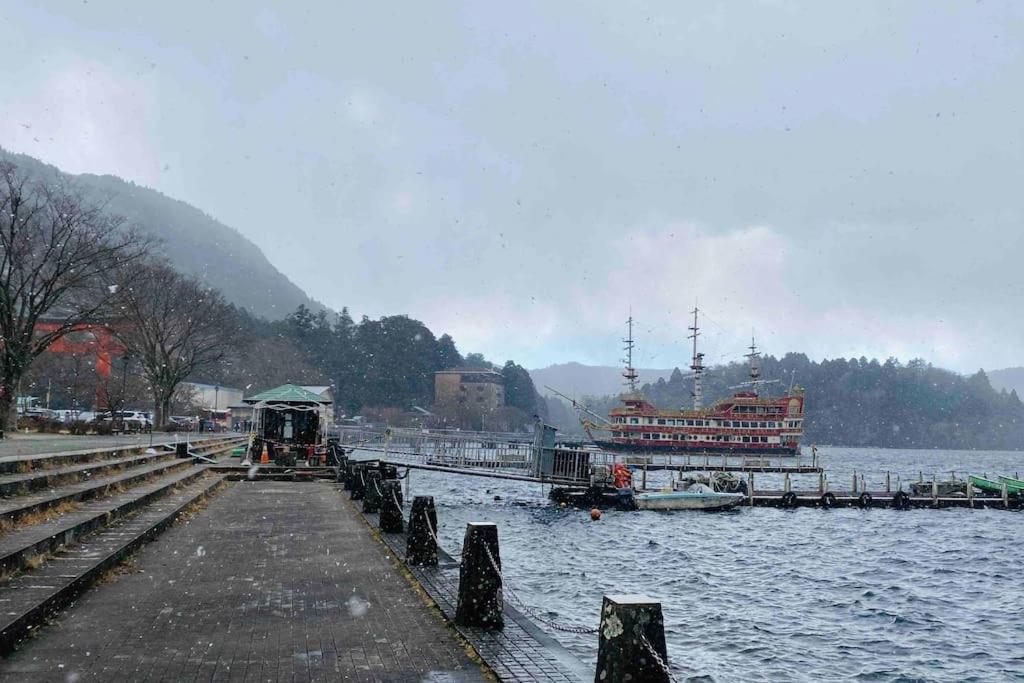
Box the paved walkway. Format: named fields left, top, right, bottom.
left=0, top=481, right=487, bottom=682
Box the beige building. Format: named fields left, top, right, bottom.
left=434, top=368, right=505, bottom=411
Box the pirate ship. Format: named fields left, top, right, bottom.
left=592, top=309, right=805, bottom=456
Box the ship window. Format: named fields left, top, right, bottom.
left=642, top=433, right=651, bottom=439
left=742, top=436, right=750, bottom=443
left=657, top=419, right=665, bottom=425
left=666, top=419, right=675, bottom=426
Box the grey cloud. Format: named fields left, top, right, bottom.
left=1, top=1, right=1021, bottom=371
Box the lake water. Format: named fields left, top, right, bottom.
left=386, top=446, right=1024, bottom=682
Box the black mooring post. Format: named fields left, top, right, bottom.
left=334, top=454, right=349, bottom=483
left=595, top=595, right=669, bottom=683
left=363, top=471, right=383, bottom=513
left=379, top=480, right=404, bottom=532
left=349, top=464, right=366, bottom=500
left=406, top=496, right=439, bottom=566
left=342, top=460, right=356, bottom=490
left=455, top=522, right=503, bottom=629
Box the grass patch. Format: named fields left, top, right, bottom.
left=0, top=499, right=81, bottom=533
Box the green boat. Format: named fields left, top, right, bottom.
left=997, top=475, right=1024, bottom=494
left=969, top=475, right=1023, bottom=494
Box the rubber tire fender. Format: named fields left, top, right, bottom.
left=820, top=492, right=837, bottom=509
left=892, top=491, right=911, bottom=510
left=781, top=491, right=798, bottom=509
left=858, top=492, right=873, bottom=509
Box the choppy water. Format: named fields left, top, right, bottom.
left=385, top=446, right=1024, bottom=682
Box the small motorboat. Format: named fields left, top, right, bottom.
left=634, top=482, right=745, bottom=511
left=997, top=475, right=1024, bottom=494
left=969, top=475, right=1022, bottom=494
left=909, top=480, right=967, bottom=496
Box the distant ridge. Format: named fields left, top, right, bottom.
left=987, top=367, right=1024, bottom=396
left=0, top=148, right=322, bottom=320
left=529, top=361, right=676, bottom=398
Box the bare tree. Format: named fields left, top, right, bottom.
left=0, top=162, right=148, bottom=433
left=113, top=261, right=238, bottom=427
left=95, top=355, right=150, bottom=431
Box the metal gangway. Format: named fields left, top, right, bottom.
left=337, top=422, right=821, bottom=488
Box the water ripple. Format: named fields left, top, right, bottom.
left=418, top=446, right=1024, bottom=681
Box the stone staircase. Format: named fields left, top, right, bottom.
left=0, top=435, right=244, bottom=654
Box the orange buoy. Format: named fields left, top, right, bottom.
left=590, top=508, right=602, bottom=521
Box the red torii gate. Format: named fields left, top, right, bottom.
left=36, top=320, right=127, bottom=381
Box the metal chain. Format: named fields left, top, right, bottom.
left=640, top=632, right=676, bottom=682
left=480, top=542, right=598, bottom=635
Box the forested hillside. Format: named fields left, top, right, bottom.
left=549, top=355, right=1024, bottom=450
left=0, top=149, right=319, bottom=319
left=193, top=305, right=546, bottom=428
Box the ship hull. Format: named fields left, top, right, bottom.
left=594, top=439, right=801, bottom=457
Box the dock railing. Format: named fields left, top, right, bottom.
left=338, top=421, right=822, bottom=486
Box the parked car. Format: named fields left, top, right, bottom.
left=169, top=415, right=197, bottom=430
left=98, top=410, right=153, bottom=432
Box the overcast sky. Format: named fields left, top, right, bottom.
left=2, top=2, right=1021, bottom=373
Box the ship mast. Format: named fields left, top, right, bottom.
left=688, top=306, right=705, bottom=410
left=745, top=334, right=761, bottom=395
left=622, top=314, right=639, bottom=393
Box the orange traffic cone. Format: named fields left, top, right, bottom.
left=259, top=443, right=269, bottom=465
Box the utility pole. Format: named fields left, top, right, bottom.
left=119, top=355, right=131, bottom=434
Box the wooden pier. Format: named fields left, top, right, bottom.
left=747, top=489, right=1021, bottom=509
left=340, top=425, right=1023, bottom=512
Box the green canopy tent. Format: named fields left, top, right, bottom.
left=243, top=384, right=332, bottom=463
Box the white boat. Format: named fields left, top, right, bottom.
left=634, top=483, right=745, bottom=511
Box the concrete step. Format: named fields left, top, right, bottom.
left=0, top=435, right=239, bottom=475
left=0, top=464, right=213, bottom=579
left=0, top=439, right=243, bottom=528
left=0, top=459, right=195, bottom=528
left=0, top=472, right=228, bottom=655
left=0, top=451, right=176, bottom=498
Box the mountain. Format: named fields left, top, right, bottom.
left=987, top=367, right=1024, bottom=396
left=0, top=148, right=320, bottom=319
left=529, top=362, right=675, bottom=398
